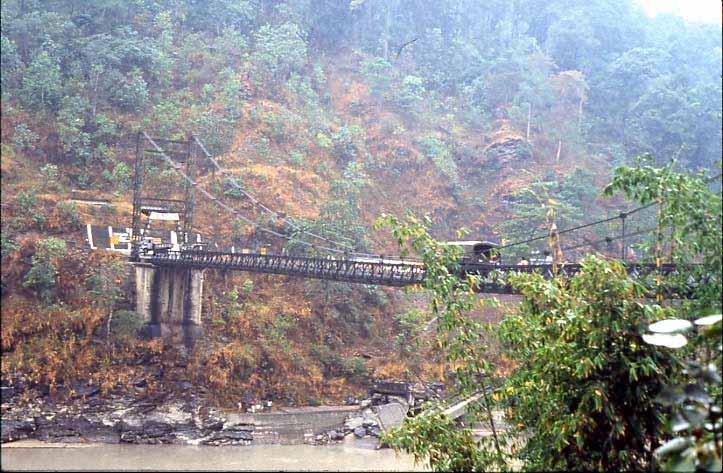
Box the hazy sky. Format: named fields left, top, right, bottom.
left=637, top=0, right=722, bottom=23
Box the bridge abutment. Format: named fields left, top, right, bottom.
left=133, top=263, right=204, bottom=346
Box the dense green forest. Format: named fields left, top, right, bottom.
left=1, top=0, right=720, bottom=253
left=1, top=1, right=721, bottom=469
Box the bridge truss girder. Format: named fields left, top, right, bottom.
left=144, top=251, right=701, bottom=297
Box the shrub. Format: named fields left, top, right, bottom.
left=288, top=151, right=304, bottom=167
left=109, top=310, right=144, bottom=338
left=54, top=201, right=82, bottom=230
left=361, top=57, right=393, bottom=101
left=251, top=22, right=307, bottom=86
left=397, top=75, right=426, bottom=109
left=16, top=188, right=46, bottom=229
left=40, top=163, right=64, bottom=192
left=332, top=125, right=365, bottom=162
left=40, top=163, right=59, bottom=180
left=22, top=237, right=67, bottom=303
left=13, top=123, right=39, bottom=152
left=499, top=256, right=677, bottom=471
left=343, top=356, right=370, bottom=385
left=223, top=181, right=245, bottom=200
left=103, top=162, right=132, bottom=192
left=315, top=132, right=332, bottom=149
left=109, top=67, right=149, bottom=112
left=394, top=309, right=426, bottom=357
left=416, top=136, right=458, bottom=184
left=1, top=234, right=18, bottom=259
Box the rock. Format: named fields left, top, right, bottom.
left=1, top=419, right=35, bottom=443
left=343, top=396, right=359, bottom=406
left=353, top=427, right=367, bottom=438
left=344, top=416, right=364, bottom=431
left=202, top=429, right=253, bottom=444
left=227, top=424, right=254, bottom=432
left=375, top=402, right=409, bottom=432
left=368, top=426, right=382, bottom=437
left=360, top=399, right=372, bottom=408
left=362, top=419, right=377, bottom=428
left=143, top=421, right=174, bottom=438
left=203, top=420, right=224, bottom=432
left=221, top=430, right=253, bottom=441
left=1, top=386, right=15, bottom=403
left=327, top=430, right=344, bottom=441
left=72, top=383, right=100, bottom=399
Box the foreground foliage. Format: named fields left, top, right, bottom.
left=644, top=312, right=722, bottom=471
left=380, top=164, right=721, bottom=471
left=502, top=257, right=673, bottom=470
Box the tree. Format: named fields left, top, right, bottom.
left=604, top=159, right=722, bottom=308
left=251, top=22, right=308, bottom=87
left=496, top=169, right=598, bottom=261
left=500, top=256, right=675, bottom=471
left=642, top=312, right=722, bottom=472
left=0, top=35, right=20, bottom=90
left=380, top=162, right=721, bottom=471
left=375, top=213, right=506, bottom=471
left=23, top=237, right=67, bottom=303
left=20, top=49, right=62, bottom=110
left=86, top=258, right=128, bottom=340
left=361, top=56, right=393, bottom=109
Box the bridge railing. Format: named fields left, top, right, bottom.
left=144, top=250, right=427, bottom=287
left=141, top=250, right=704, bottom=296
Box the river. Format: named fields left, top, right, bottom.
left=1, top=438, right=426, bottom=471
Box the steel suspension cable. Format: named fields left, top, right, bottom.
left=559, top=226, right=657, bottom=253
left=192, top=136, right=357, bottom=250
left=501, top=170, right=721, bottom=252
left=498, top=202, right=658, bottom=251
left=144, top=132, right=349, bottom=255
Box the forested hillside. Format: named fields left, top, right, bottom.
left=1, top=0, right=721, bottom=406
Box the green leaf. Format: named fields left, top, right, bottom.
left=694, top=314, right=722, bottom=326
left=665, top=448, right=697, bottom=472
left=654, top=437, right=693, bottom=457
left=671, top=411, right=691, bottom=432
left=702, top=454, right=722, bottom=472
left=684, top=384, right=712, bottom=404
left=648, top=319, right=693, bottom=333
left=642, top=333, right=688, bottom=348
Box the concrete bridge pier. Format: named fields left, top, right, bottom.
left=134, top=263, right=156, bottom=333
left=133, top=263, right=204, bottom=346
left=183, top=269, right=204, bottom=348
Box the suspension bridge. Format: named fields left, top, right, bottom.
left=117, top=131, right=709, bottom=343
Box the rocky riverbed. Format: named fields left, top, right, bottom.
left=1, top=376, right=401, bottom=448
left=1, top=376, right=256, bottom=446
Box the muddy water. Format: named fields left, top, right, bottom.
left=1, top=438, right=427, bottom=471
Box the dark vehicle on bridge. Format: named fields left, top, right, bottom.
left=139, top=240, right=172, bottom=255
left=443, top=240, right=501, bottom=263
left=181, top=242, right=208, bottom=252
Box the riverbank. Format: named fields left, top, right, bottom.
left=1, top=376, right=398, bottom=447
left=1, top=439, right=426, bottom=471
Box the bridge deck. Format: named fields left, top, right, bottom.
left=141, top=250, right=687, bottom=295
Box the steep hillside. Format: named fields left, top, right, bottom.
left=1, top=0, right=720, bottom=407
